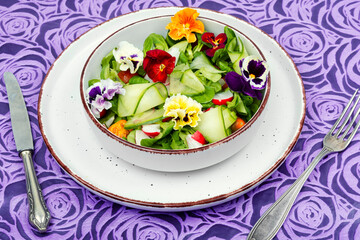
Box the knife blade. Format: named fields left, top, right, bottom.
left=4, top=72, right=51, bottom=232
left=4, top=72, right=34, bottom=152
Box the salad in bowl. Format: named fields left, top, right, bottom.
left=81, top=8, right=271, bottom=171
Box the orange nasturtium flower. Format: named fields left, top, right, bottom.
left=165, top=8, right=204, bottom=43
left=108, top=120, right=131, bottom=139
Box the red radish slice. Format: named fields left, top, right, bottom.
left=99, top=109, right=106, bottom=118
left=186, top=134, right=203, bottom=149
left=135, top=130, right=150, bottom=145
left=142, top=124, right=161, bottom=137
left=212, top=91, right=234, bottom=105
left=162, top=117, right=172, bottom=122
left=191, top=131, right=206, bottom=145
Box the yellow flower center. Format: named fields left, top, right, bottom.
left=183, top=23, right=190, bottom=29
left=159, top=64, right=166, bottom=71
left=163, top=94, right=202, bottom=130
left=249, top=73, right=255, bottom=79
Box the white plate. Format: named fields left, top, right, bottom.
left=38, top=7, right=305, bottom=211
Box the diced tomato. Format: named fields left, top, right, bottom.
left=118, top=70, right=138, bottom=84
left=231, top=118, right=246, bottom=132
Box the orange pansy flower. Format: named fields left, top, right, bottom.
left=166, top=8, right=204, bottom=43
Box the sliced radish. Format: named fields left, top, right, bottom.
left=162, top=117, right=172, bottom=122
left=186, top=134, right=203, bottom=149
left=212, top=90, right=234, bottom=105
left=135, top=130, right=150, bottom=145
left=191, top=131, right=206, bottom=145
left=99, top=109, right=107, bottom=118
left=142, top=124, right=161, bottom=137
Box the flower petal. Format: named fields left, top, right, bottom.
left=201, top=32, right=215, bottom=44
left=224, top=72, right=246, bottom=92
left=215, top=33, right=227, bottom=44
left=113, top=41, right=143, bottom=73
left=88, top=85, right=102, bottom=99
left=225, top=71, right=262, bottom=100
left=144, top=49, right=176, bottom=83
left=248, top=59, right=266, bottom=77
left=165, top=8, right=204, bottom=43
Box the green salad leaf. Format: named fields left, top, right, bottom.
left=129, top=75, right=149, bottom=84
left=143, top=33, right=169, bottom=54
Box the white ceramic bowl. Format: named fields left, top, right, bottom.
left=80, top=8, right=271, bottom=172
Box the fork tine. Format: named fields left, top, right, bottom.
left=346, top=115, right=360, bottom=143
left=330, top=89, right=358, bottom=135
left=341, top=104, right=360, bottom=140
left=335, top=90, right=360, bottom=137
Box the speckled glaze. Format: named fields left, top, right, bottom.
left=80, top=11, right=271, bottom=172
left=37, top=7, right=305, bottom=211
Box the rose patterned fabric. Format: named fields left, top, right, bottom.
left=1, top=0, right=360, bottom=239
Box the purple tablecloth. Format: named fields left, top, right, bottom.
left=1, top=0, right=360, bottom=239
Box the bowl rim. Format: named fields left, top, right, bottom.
left=80, top=10, right=271, bottom=155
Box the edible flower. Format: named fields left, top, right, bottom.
left=201, top=32, right=227, bottom=57
left=224, top=72, right=262, bottom=100
left=239, top=56, right=269, bottom=90
left=165, top=8, right=204, bottom=43
left=143, top=49, right=176, bottom=83
left=108, top=120, right=131, bottom=139
left=224, top=56, right=269, bottom=100
left=113, top=41, right=143, bottom=74
left=163, top=94, right=202, bottom=130
left=86, top=79, right=125, bottom=118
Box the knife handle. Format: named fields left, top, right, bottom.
left=20, top=150, right=51, bottom=232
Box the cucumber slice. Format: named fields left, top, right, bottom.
left=222, top=108, right=237, bottom=129
left=134, top=83, right=167, bottom=114
left=236, top=96, right=247, bottom=115
left=127, top=130, right=136, bottom=144
left=180, top=69, right=205, bottom=93
left=169, top=72, right=203, bottom=96
left=195, top=107, right=227, bottom=143
left=99, top=111, right=115, bottom=128
left=124, top=108, right=165, bottom=129
left=117, top=83, right=152, bottom=117
left=117, top=83, right=167, bottom=117
left=199, top=68, right=222, bottom=82
left=190, top=52, right=224, bottom=73
left=233, top=48, right=249, bottom=75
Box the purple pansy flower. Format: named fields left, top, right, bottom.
left=239, top=56, right=269, bottom=90
left=86, top=79, right=125, bottom=118
left=225, top=56, right=269, bottom=100
left=225, top=72, right=262, bottom=100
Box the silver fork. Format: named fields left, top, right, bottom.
left=247, top=89, right=360, bottom=240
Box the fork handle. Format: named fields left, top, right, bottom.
left=247, top=147, right=332, bottom=240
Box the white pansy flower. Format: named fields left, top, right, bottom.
left=113, top=41, right=144, bottom=74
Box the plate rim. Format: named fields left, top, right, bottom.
left=38, top=7, right=306, bottom=210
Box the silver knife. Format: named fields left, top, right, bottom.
left=4, top=72, right=51, bottom=232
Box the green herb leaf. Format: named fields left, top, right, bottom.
left=143, top=33, right=169, bottom=55
left=191, top=86, right=216, bottom=103
left=88, top=79, right=100, bottom=87
left=129, top=75, right=149, bottom=84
